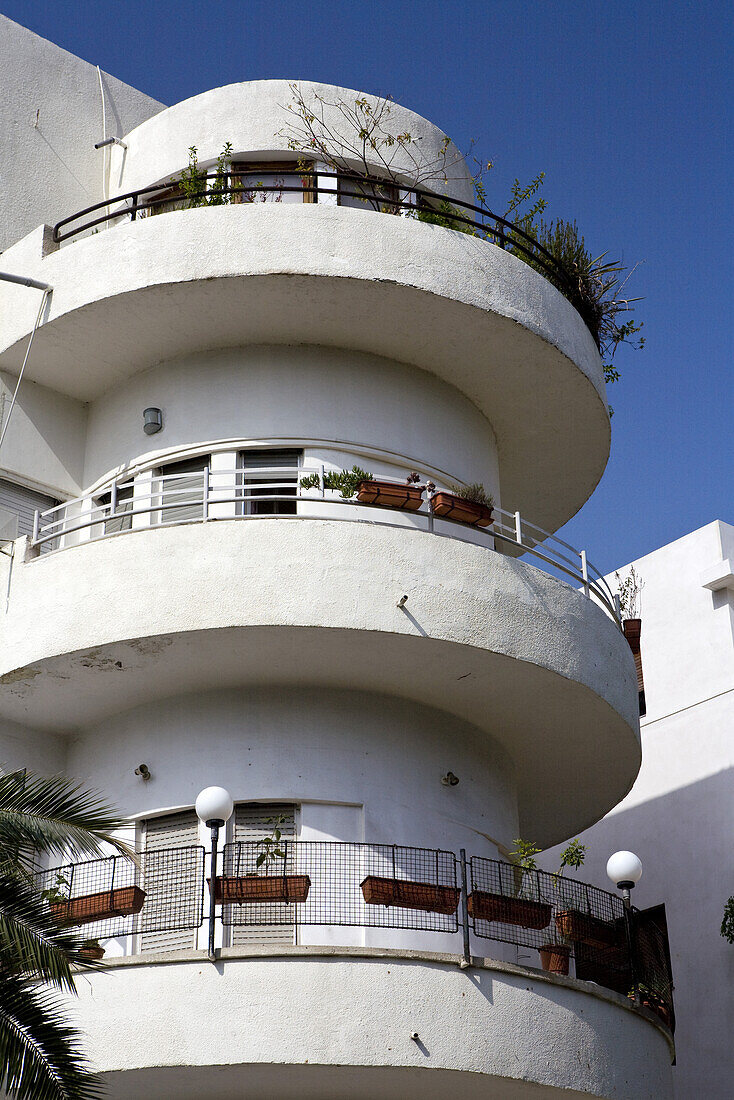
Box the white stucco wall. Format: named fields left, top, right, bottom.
left=109, top=80, right=475, bottom=203
left=68, top=951, right=673, bottom=1098
left=544, top=521, right=734, bottom=1099
left=0, top=15, right=163, bottom=251
left=81, top=345, right=499, bottom=493
left=0, top=369, right=86, bottom=497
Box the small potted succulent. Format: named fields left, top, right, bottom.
left=430, top=483, right=494, bottom=527
left=467, top=839, right=552, bottom=929
left=215, top=816, right=311, bottom=904
left=300, top=467, right=424, bottom=511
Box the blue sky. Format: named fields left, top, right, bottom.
left=4, top=0, right=732, bottom=572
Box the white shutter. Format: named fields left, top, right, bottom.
left=229, top=803, right=297, bottom=945
left=240, top=449, right=300, bottom=516
left=0, top=478, right=58, bottom=548
left=159, top=457, right=208, bottom=525
left=140, top=810, right=200, bottom=953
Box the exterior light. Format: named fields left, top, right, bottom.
left=143, top=407, right=162, bottom=435
left=196, top=786, right=234, bottom=962
left=196, top=786, right=233, bottom=826
left=606, top=851, right=643, bottom=890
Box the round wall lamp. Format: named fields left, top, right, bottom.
left=143, top=407, right=162, bottom=435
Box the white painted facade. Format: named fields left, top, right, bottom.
left=0, top=37, right=672, bottom=1097
left=545, top=520, right=734, bottom=1099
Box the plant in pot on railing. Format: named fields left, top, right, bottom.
left=79, top=938, right=105, bottom=961
left=215, top=816, right=311, bottom=904
left=430, top=482, right=494, bottom=528
left=300, top=466, right=424, bottom=511
left=42, top=868, right=145, bottom=926
left=467, top=839, right=552, bottom=930
left=615, top=566, right=644, bottom=641
left=538, top=839, right=591, bottom=976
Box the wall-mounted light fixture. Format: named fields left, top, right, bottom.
left=143, top=407, right=162, bottom=435
left=134, top=764, right=151, bottom=781
left=441, top=771, right=459, bottom=786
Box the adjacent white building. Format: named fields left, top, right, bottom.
left=0, top=16, right=676, bottom=1098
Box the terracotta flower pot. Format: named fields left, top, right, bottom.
left=555, top=909, right=621, bottom=949
left=79, top=944, right=105, bottom=960
left=50, top=885, right=145, bottom=926
left=622, top=618, right=642, bottom=649
left=467, top=891, right=551, bottom=929
left=212, top=874, right=311, bottom=903
left=360, top=875, right=460, bottom=915
left=539, top=943, right=571, bottom=975
left=356, top=480, right=424, bottom=511
left=430, top=492, right=493, bottom=527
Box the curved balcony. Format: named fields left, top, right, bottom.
left=44, top=843, right=673, bottom=1097
left=0, top=198, right=609, bottom=533
left=1, top=474, right=639, bottom=845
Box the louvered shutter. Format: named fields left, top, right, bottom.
left=0, top=478, right=58, bottom=548
left=240, top=450, right=300, bottom=516
left=229, top=803, right=297, bottom=945
left=159, top=457, right=208, bottom=525
left=140, top=810, right=200, bottom=953
left=95, top=484, right=133, bottom=534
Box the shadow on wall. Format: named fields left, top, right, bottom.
left=544, top=768, right=734, bottom=1099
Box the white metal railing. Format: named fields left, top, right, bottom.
left=31, top=466, right=620, bottom=625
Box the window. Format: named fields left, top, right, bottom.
left=227, top=803, right=297, bottom=946
left=95, top=483, right=134, bottom=534
left=239, top=449, right=301, bottom=516
left=143, top=182, right=186, bottom=216
left=337, top=173, right=399, bottom=213
left=158, top=456, right=208, bottom=525
left=0, top=477, right=59, bottom=550
left=230, top=161, right=316, bottom=205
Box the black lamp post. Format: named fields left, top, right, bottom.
left=607, top=850, right=643, bottom=1003
left=196, top=786, right=234, bottom=962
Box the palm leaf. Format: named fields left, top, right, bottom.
left=0, top=772, right=133, bottom=863
left=0, top=968, right=102, bottom=1100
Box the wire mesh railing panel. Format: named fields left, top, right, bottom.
left=469, top=857, right=629, bottom=980
left=634, top=910, right=675, bottom=1029
left=221, top=842, right=460, bottom=933
left=39, top=846, right=205, bottom=940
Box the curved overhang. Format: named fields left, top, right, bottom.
left=0, top=204, right=609, bottom=530
left=0, top=520, right=639, bottom=845
left=73, top=949, right=673, bottom=1098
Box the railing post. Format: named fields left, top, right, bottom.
left=110, top=479, right=117, bottom=520
left=614, top=592, right=622, bottom=623
left=459, top=848, right=471, bottom=969
left=622, top=889, right=640, bottom=1004
left=208, top=823, right=221, bottom=962
left=318, top=464, right=325, bottom=498
left=131, top=193, right=138, bottom=222
left=32, top=509, right=39, bottom=545
left=580, top=549, right=590, bottom=597
left=514, top=511, right=523, bottom=546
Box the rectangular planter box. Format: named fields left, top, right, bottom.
left=213, top=874, right=311, bottom=903
left=361, top=875, right=460, bottom=915
left=467, top=891, right=551, bottom=929
left=430, top=492, right=493, bottom=527
left=50, top=885, right=145, bottom=926
left=555, top=909, right=622, bottom=949
left=356, top=480, right=424, bottom=512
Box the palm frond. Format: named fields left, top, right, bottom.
left=0, top=968, right=102, bottom=1100
left=0, top=772, right=132, bottom=863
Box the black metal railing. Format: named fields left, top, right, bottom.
left=40, top=842, right=673, bottom=1029
left=50, top=170, right=592, bottom=334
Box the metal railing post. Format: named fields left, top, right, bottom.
left=622, top=889, right=639, bottom=1003
left=32, top=510, right=39, bottom=544
left=110, top=479, right=117, bottom=520
left=514, top=511, right=523, bottom=546
left=130, top=193, right=138, bottom=223
left=202, top=466, right=210, bottom=521
left=208, top=824, right=220, bottom=962
left=459, top=848, right=471, bottom=969
left=580, top=550, right=590, bottom=597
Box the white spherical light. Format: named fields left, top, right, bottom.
left=195, top=786, right=234, bottom=825
left=606, top=850, right=643, bottom=887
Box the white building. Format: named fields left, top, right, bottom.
left=0, top=17, right=675, bottom=1098
left=545, top=519, right=734, bottom=1099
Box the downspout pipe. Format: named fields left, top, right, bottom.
left=0, top=272, right=51, bottom=292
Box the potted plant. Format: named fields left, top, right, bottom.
left=430, top=483, right=494, bottom=527
left=79, top=938, right=105, bottom=961
left=629, top=983, right=672, bottom=1028
left=551, top=839, right=621, bottom=949
left=301, top=466, right=424, bottom=511
left=215, top=816, right=311, bottom=904
left=467, top=839, right=552, bottom=929
left=42, top=871, right=145, bottom=926
left=360, top=874, right=460, bottom=915
left=615, top=566, right=644, bottom=643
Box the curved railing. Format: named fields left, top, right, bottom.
left=51, top=170, right=595, bottom=341
left=38, top=842, right=673, bottom=1028
left=29, top=465, right=621, bottom=624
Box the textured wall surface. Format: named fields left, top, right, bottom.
left=0, top=15, right=163, bottom=251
